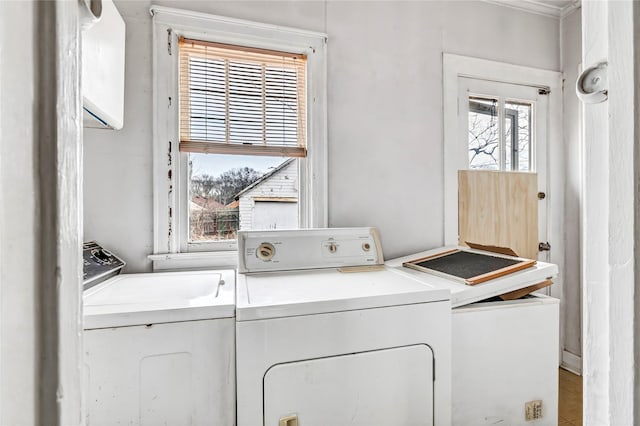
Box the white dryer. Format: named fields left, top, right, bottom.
left=236, top=228, right=452, bottom=426
left=387, top=247, right=560, bottom=425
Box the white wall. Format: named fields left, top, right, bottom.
left=84, top=0, right=560, bottom=272
left=0, top=3, right=39, bottom=422
left=560, top=8, right=582, bottom=366
left=1, top=2, right=83, bottom=424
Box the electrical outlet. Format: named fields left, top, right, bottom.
left=525, top=400, right=543, bottom=421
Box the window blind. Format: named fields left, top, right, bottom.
left=179, top=37, right=307, bottom=157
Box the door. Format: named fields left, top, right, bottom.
left=457, top=77, right=550, bottom=262
left=263, top=345, right=434, bottom=426
left=252, top=200, right=298, bottom=230
left=458, top=170, right=538, bottom=260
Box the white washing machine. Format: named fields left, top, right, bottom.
left=236, top=228, right=452, bottom=426
left=83, top=270, right=236, bottom=426
left=387, top=247, right=560, bottom=425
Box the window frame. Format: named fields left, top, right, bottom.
left=150, top=6, right=327, bottom=267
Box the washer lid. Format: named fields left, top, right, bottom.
left=236, top=267, right=450, bottom=321
left=386, top=247, right=558, bottom=308
left=83, top=270, right=235, bottom=329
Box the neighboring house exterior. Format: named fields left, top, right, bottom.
left=235, top=159, right=298, bottom=231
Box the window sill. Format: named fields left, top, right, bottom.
left=148, top=251, right=238, bottom=272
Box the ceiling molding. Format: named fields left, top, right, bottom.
left=560, top=0, right=581, bottom=18
left=482, top=0, right=581, bottom=18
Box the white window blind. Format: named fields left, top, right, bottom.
left=179, top=37, right=307, bottom=157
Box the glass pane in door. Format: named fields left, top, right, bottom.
left=504, top=101, right=532, bottom=171
left=468, top=96, right=499, bottom=170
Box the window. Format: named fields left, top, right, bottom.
left=468, top=96, right=532, bottom=171
left=179, top=38, right=306, bottom=243
left=151, top=7, right=327, bottom=264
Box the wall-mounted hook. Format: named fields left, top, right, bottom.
left=576, top=62, right=608, bottom=104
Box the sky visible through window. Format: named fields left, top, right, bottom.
left=190, top=153, right=287, bottom=177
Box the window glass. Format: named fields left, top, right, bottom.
left=468, top=96, right=533, bottom=171
left=188, top=153, right=297, bottom=242
left=468, top=97, right=499, bottom=170
left=505, top=101, right=532, bottom=171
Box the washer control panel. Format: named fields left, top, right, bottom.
left=238, top=228, right=383, bottom=273
left=83, top=241, right=126, bottom=290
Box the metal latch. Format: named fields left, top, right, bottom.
left=538, top=242, right=551, bottom=252
left=279, top=414, right=298, bottom=426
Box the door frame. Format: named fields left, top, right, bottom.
left=458, top=77, right=550, bottom=261
left=443, top=54, right=561, bottom=254
left=442, top=53, right=564, bottom=349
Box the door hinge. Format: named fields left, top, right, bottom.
left=167, top=29, right=172, bottom=55
left=538, top=242, right=551, bottom=252
left=538, top=87, right=550, bottom=95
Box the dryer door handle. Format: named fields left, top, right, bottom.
left=279, top=414, right=299, bottom=426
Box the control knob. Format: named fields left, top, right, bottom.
left=256, top=242, right=276, bottom=261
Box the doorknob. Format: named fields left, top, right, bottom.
left=538, top=242, right=551, bottom=252
left=279, top=414, right=298, bottom=426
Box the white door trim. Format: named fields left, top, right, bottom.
left=581, top=1, right=638, bottom=423
left=443, top=53, right=562, bottom=246
left=442, top=53, right=564, bottom=355
left=457, top=78, right=550, bottom=261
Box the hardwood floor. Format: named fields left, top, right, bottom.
left=559, top=367, right=583, bottom=425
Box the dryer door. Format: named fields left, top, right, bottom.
left=264, top=345, right=434, bottom=426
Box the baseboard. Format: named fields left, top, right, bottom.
left=561, top=350, right=582, bottom=375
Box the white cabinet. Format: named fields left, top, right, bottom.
left=81, top=0, right=125, bottom=129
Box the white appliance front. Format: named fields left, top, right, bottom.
left=237, top=297, right=450, bottom=426
left=452, top=295, right=559, bottom=425
left=387, top=248, right=560, bottom=425
left=236, top=228, right=451, bottom=426
left=264, top=345, right=434, bottom=425
left=83, top=270, right=236, bottom=426
left=85, top=318, right=235, bottom=426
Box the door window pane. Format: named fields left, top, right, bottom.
left=468, top=97, right=499, bottom=170
left=468, top=96, right=534, bottom=172
left=505, top=101, right=532, bottom=171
